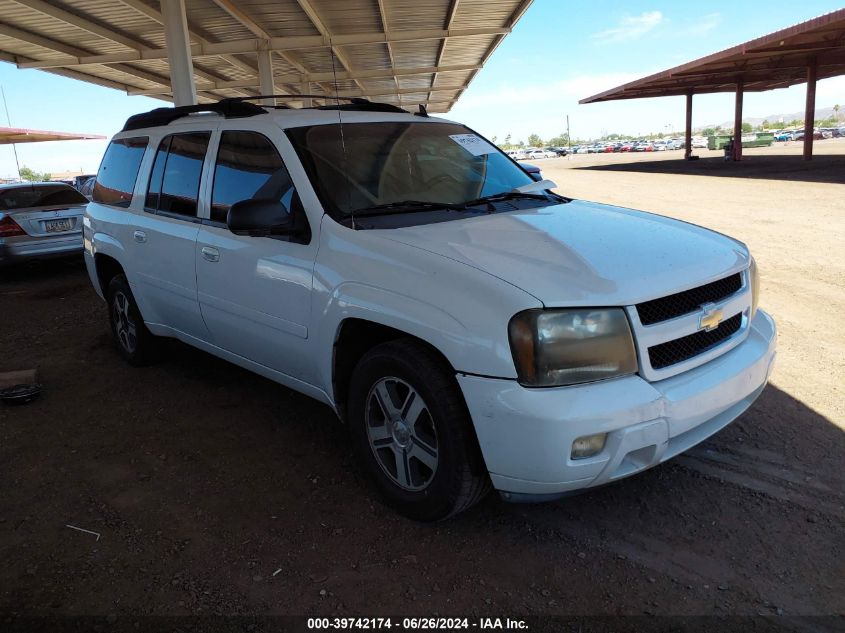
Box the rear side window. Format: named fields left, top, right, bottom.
left=210, top=131, right=294, bottom=224
left=145, top=132, right=210, bottom=219
left=93, top=136, right=148, bottom=208
left=0, top=184, right=87, bottom=211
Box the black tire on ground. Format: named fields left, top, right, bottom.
left=348, top=338, right=490, bottom=521
left=106, top=274, right=158, bottom=366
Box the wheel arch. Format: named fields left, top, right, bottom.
left=93, top=252, right=126, bottom=297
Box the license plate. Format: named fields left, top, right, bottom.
left=45, top=218, right=72, bottom=233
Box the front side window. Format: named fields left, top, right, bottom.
left=92, top=136, right=148, bottom=208
left=210, top=131, right=295, bottom=224
left=286, top=122, right=536, bottom=219
left=145, top=132, right=210, bottom=218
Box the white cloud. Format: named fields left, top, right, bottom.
left=592, top=11, right=664, bottom=44
left=678, top=12, right=722, bottom=37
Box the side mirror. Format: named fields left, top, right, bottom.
left=227, top=198, right=295, bottom=237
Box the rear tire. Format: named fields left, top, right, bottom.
left=348, top=339, right=490, bottom=521
left=106, top=274, right=158, bottom=366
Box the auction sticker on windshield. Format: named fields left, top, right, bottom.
left=449, top=134, right=496, bottom=156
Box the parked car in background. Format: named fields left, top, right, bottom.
left=79, top=176, right=96, bottom=200
left=651, top=141, right=668, bottom=151
left=633, top=142, right=653, bottom=152
left=774, top=131, right=793, bottom=142
left=619, top=142, right=634, bottom=152
left=522, top=163, right=542, bottom=181
left=527, top=148, right=556, bottom=159
left=546, top=146, right=568, bottom=156
left=691, top=137, right=708, bottom=149
left=506, top=149, right=527, bottom=160
left=73, top=174, right=97, bottom=190
left=84, top=100, right=775, bottom=520
left=0, top=182, right=88, bottom=265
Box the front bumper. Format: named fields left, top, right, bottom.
left=458, top=309, right=777, bottom=500
left=0, top=233, right=83, bottom=266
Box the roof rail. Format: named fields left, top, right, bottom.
left=220, top=95, right=409, bottom=114
left=121, top=100, right=265, bottom=132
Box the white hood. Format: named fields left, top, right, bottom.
left=375, top=200, right=749, bottom=307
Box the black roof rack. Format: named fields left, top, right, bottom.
left=220, top=95, right=409, bottom=114
left=121, top=100, right=265, bottom=132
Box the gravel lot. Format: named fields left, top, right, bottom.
left=1, top=144, right=842, bottom=628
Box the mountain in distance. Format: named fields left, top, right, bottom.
left=698, top=105, right=842, bottom=131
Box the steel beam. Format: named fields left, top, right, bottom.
left=256, top=48, right=275, bottom=105
left=804, top=60, right=817, bottom=160
left=684, top=92, right=693, bottom=160
left=733, top=80, right=743, bottom=161
left=160, top=0, right=197, bottom=105
left=16, top=28, right=509, bottom=70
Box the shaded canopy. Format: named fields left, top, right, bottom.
left=580, top=9, right=845, bottom=103
left=0, top=126, right=105, bottom=144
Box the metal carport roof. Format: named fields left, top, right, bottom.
left=0, top=0, right=532, bottom=112
left=579, top=8, right=845, bottom=103
left=0, top=125, right=105, bottom=143
left=579, top=9, right=845, bottom=161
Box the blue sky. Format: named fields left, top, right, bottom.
left=1, top=0, right=844, bottom=176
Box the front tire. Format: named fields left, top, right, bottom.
left=348, top=339, right=490, bottom=521
left=106, top=274, right=158, bottom=366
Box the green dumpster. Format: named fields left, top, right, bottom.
left=708, top=133, right=775, bottom=150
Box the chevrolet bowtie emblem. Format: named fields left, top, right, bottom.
left=699, top=303, right=724, bottom=332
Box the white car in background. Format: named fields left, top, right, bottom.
left=506, top=149, right=527, bottom=160
left=527, top=148, right=556, bottom=159
left=84, top=98, right=776, bottom=521
left=692, top=137, right=708, bottom=148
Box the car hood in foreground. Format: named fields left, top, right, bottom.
left=375, top=200, right=749, bottom=307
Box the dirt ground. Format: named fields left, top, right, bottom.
left=1, top=143, right=843, bottom=629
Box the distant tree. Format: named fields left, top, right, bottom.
left=701, top=127, right=717, bottom=137
left=19, top=166, right=51, bottom=182
left=741, top=122, right=753, bottom=133
left=547, top=133, right=569, bottom=146
left=834, top=104, right=841, bottom=121
left=504, top=133, right=512, bottom=147
left=516, top=140, right=525, bottom=148
left=527, top=133, right=543, bottom=147
left=760, top=119, right=770, bottom=130
left=490, top=135, right=498, bottom=145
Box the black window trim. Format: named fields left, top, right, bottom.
left=143, top=130, right=210, bottom=223
left=209, top=128, right=311, bottom=243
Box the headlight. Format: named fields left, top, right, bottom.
left=508, top=308, right=638, bottom=387
left=749, top=256, right=760, bottom=318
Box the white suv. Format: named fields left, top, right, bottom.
left=84, top=98, right=776, bottom=520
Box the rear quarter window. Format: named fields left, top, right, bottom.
left=93, top=136, right=149, bottom=208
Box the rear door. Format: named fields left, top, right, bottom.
left=125, top=130, right=211, bottom=340
left=195, top=127, right=319, bottom=383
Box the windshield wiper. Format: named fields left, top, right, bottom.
left=462, top=191, right=550, bottom=209
left=350, top=200, right=469, bottom=217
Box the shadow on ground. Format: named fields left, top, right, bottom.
left=573, top=152, right=845, bottom=184
left=1, top=258, right=843, bottom=619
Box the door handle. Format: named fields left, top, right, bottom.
left=201, top=246, right=220, bottom=262
left=133, top=230, right=147, bottom=243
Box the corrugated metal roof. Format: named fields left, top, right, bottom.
left=580, top=8, right=845, bottom=103
left=0, top=0, right=533, bottom=112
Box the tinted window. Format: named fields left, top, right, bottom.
left=92, top=137, right=148, bottom=208
left=0, top=184, right=87, bottom=211
left=286, top=122, right=533, bottom=217
left=145, top=132, right=210, bottom=218
left=211, top=131, right=294, bottom=224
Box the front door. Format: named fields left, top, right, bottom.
left=195, top=129, right=318, bottom=383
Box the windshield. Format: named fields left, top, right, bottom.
left=0, top=184, right=87, bottom=211
left=286, top=121, right=534, bottom=217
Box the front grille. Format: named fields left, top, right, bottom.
left=636, top=273, right=742, bottom=325
left=648, top=313, right=742, bottom=369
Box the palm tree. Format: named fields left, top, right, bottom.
left=834, top=104, right=841, bottom=122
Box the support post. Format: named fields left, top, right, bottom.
left=684, top=92, right=693, bottom=160
left=300, top=84, right=313, bottom=108
left=804, top=60, right=817, bottom=161
left=256, top=47, right=275, bottom=106
left=160, top=0, right=196, bottom=106
left=732, top=80, right=743, bottom=161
